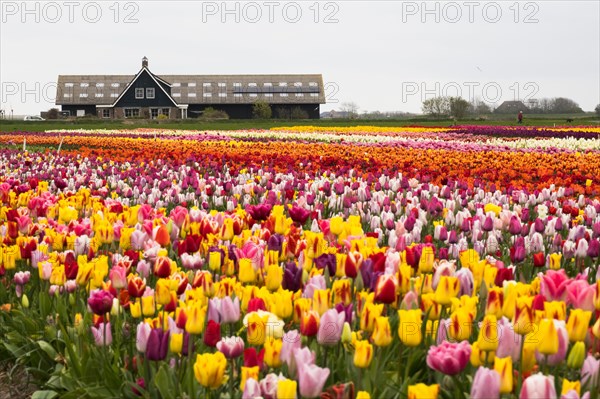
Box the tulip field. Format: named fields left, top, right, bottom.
left=1, top=124, right=600, bottom=399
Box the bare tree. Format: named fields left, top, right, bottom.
left=340, top=102, right=359, bottom=119
left=422, top=97, right=449, bottom=117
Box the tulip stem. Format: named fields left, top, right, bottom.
left=229, top=358, right=235, bottom=399
left=189, top=334, right=195, bottom=397
left=517, top=336, right=525, bottom=395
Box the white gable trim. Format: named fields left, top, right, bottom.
left=110, top=67, right=179, bottom=107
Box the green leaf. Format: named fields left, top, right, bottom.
left=38, top=340, right=57, bottom=359
left=154, top=364, right=177, bottom=399
left=31, top=390, right=59, bottom=399
left=39, top=291, right=51, bottom=318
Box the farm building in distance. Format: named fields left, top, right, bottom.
left=55, top=57, right=325, bottom=119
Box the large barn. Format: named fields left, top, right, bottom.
left=55, top=57, right=325, bottom=119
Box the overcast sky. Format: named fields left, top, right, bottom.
left=1, top=0, right=599, bottom=115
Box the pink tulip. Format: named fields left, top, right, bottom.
left=471, top=367, right=501, bottom=399
left=566, top=280, right=596, bottom=311
left=581, top=354, right=600, bottom=390
left=317, top=309, right=345, bottom=346
left=298, top=362, right=330, bottom=398
left=91, top=322, right=113, bottom=346
left=259, top=373, right=285, bottom=399
left=109, top=265, right=127, bottom=289
left=426, top=340, right=471, bottom=375
left=496, top=317, right=522, bottom=362
left=216, top=336, right=244, bottom=359
left=520, top=373, right=556, bottom=399
left=242, top=378, right=262, bottom=399
left=539, top=269, right=571, bottom=302
left=136, top=322, right=152, bottom=352
left=281, top=329, right=302, bottom=366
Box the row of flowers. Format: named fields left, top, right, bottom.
left=0, top=126, right=599, bottom=399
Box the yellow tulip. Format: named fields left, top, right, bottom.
left=276, top=379, right=297, bottom=399
left=185, top=301, right=206, bottom=335
left=170, top=332, right=183, bottom=354
left=418, top=246, right=435, bottom=273
left=353, top=339, right=373, bottom=368
left=459, top=249, right=480, bottom=270
left=434, top=276, right=460, bottom=306
left=332, top=279, right=352, bottom=306
left=561, top=379, right=580, bottom=396
left=359, top=302, right=384, bottom=332
left=513, top=296, right=534, bottom=335
left=566, top=309, right=592, bottom=342
left=263, top=337, right=283, bottom=368
left=397, top=309, right=422, bottom=346
left=408, top=383, right=439, bottom=399
left=537, top=319, right=559, bottom=355
left=130, top=300, right=141, bottom=318
left=485, top=287, right=504, bottom=319
left=208, top=251, right=221, bottom=272
left=494, top=356, right=513, bottom=394
left=356, top=391, right=371, bottom=399
left=312, top=289, right=331, bottom=316
left=141, top=295, right=156, bottom=317
left=449, top=307, right=473, bottom=341
left=247, top=312, right=269, bottom=346
left=270, top=290, right=293, bottom=319
left=239, top=258, right=256, bottom=283
left=155, top=279, right=172, bottom=306
left=477, top=315, right=499, bottom=352
left=548, top=253, right=562, bottom=270
left=194, top=352, right=227, bottom=389
left=240, top=366, right=259, bottom=391
left=544, top=301, right=566, bottom=320
left=421, top=293, right=441, bottom=320
left=372, top=316, right=392, bottom=347
left=265, top=265, right=283, bottom=291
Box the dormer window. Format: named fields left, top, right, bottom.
left=135, top=88, right=144, bottom=99
left=146, top=88, right=155, bottom=99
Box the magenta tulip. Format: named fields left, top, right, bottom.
left=426, top=340, right=471, bottom=375
left=87, top=289, right=115, bottom=315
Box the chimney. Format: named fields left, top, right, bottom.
left=142, top=56, right=148, bottom=68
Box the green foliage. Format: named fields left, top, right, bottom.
left=201, top=107, right=229, bottom=120
left=252, top=100, right=272, bottom=119
left=290, top=106, right=309, bottom=119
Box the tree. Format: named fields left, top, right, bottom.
left=46, top=108, right=59, bottom=119
left=595, top=104, right=600, bottom=117
left=201, top=107, right=229, bottom=120
left=551, top=97, right=583, bottom=113
left=422, top=97, right=449, bottom=117
left=290, top=107, right=309, bottom=119
left=252, top=100, right=272, bottom=119
left=340, top=102, right=359, bottom=119
left=449, top=97, right=470, bottom=119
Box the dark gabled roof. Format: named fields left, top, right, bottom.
left=56, top=71, right=326, bottom=105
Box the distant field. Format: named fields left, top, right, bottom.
left=0, top=113, right=598, bottom=133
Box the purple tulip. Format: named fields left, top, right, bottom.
left=471, top=367, right=501, bottom=399
left=289, top=205, right=311, bottom=225
left=208, top=296, right=241, bottom=324
left=520, top=373, right=556, bottom=399
left=426, top=340, right=471, bottom=375
left=283, top=261, right=302, bottom=292
left=317, top=309, right=345, bottom=346
left=482, top=216, right=494, bottom=232
left=216, top=336, right=245, bottom=359
left=587, top=239, right=600, bottom=258
left=334, top=302, right=353, bottom=324
left=509, top=216, right=522, bottom=235
left=87, top=289, right=115, bottom=315
left=314, top=253, right=336, bottom=276
left=146, top=328, right=169, bottom=361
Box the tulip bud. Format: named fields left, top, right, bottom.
left=21, top=294, right=29, bottom=308
left=566, top=341, right=586, bottom=369
left=341, top=322, right=352, bottom=344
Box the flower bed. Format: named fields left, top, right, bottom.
left=0, top=126, right=599, bottom=399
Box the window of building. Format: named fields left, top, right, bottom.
left=125, top=108, right=140, bottom=118
left=218, top=93, right=226, bottom=97
left=63, top=93, right=72, bottom=98
left=135, top=88, right=144, bottom=99
left=80, top=83, right=89, bottom=88
left=310, top=93, right=319, bottom=97
left=79, top=93, right=88, bottom=98
left=111, top=83, right=120, bottom=88
left=189, top=83, right=197, bottom=87
left=309, top=82, right=318, bottom=87
left=203, top=83, right=211, bottom=88
left=77, top=110, right=85, bottom=117
left=96, top=83, right=105, bottom=88
left=111, top=93, right=118, bottom=98
left=150, top=108, right=159, bottom=119
left=294, top=82, right=302, bottom=87
left=279, top=82, right=287, bottom=87
left=249, top=93, right=257, bottom=97
left=95, top=93, right=104, bottom=97
left=203, top=93, right=212, bottom=97
left=233, top=82, right=241, bottom=87
left=188, top=93, right=197, bottom=97
left=264, top=83, right=273, bottom=87
left=102, top=109, right=110, bottom=118
left=172, top=93, right=181, bottom=98
left=234, top=93, right=242, bottom=98
left=248, top=83, right=257, bottom=87
left=280, top=93, right=288, bottom=97
left=173, top=83, right=181, bottom=87
left=162, top=108, right=170, bottom=117
left=218, top=82, right=226, bottom=87
left=296, top=93, right=304, bottom=97
left=265, top=93, right=273, bottom=97
left=146, top=88, right=155, bottom=99
left=65, top=83, right=74, bottom=87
